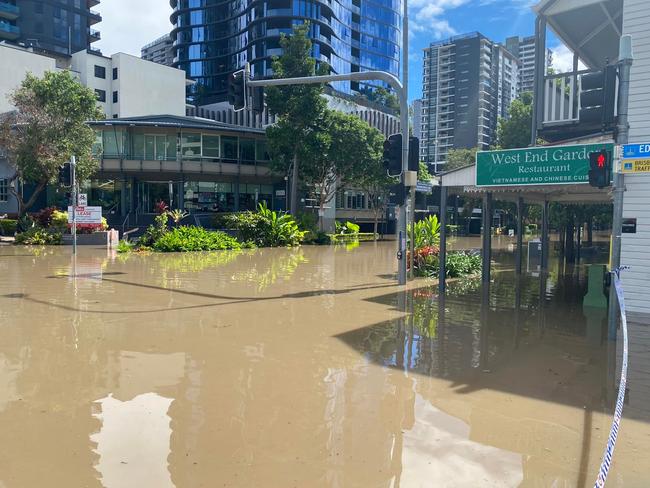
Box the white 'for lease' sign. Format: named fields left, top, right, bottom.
left=67, top=206, right=103, bottom=224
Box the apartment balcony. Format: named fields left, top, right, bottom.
left=88, top=8, right=101, bottom=25
left=89, top=28, right=100, bottom=42
left=0, top=1, right=19, bottom=21
left=88, top=0, right=100, bottom=6
left=0, top=21, right=19, bottom=40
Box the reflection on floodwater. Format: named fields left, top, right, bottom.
left=0, top=241, right=648, bottom=487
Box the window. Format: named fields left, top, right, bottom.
left=112, top=68, right=118, bottom=80
left=112, top=91, right=118, bottom=103
left=35, top=22, right=43, bottom=33
left=95, top=89, right=106, bottom=102
left=0, top=179, right=7, bottom=202
left=221, top=136, right=238, bottom=162
left=94, top=65, right=106, bottom=79
left=35, top=3, right=43, bottom=13
left=202, top=135, right=220, bottom=158
left=239, top=138, right=255, bottom=165
left=181, top=132, right=201, bottom=158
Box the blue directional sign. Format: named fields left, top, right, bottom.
left=622, top=143, right=650, bottom=159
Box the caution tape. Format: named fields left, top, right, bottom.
left=594, top=267, right=629, bottom=488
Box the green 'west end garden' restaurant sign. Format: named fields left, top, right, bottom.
left=476, top=143, right=614, bottom=187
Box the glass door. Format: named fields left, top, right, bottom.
left=140, top=182, right=172, bottom=213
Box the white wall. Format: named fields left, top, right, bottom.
left=112, top=53, right=186, bottom=118
left=0, top=44, right=56, bottom=113
left=621, top=0, right=650, bottom=314
left=70, top=51, right=186, bottom=118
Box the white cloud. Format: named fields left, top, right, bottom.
left=409, top=0, right=469, bottom=39
left=551, top=44, right=586, bottom=73
left=94, top=0, right=173, bottom=56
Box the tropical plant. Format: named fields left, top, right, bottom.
left=138, top=212, right=170, bottom=247
left=410, top=215, right=441, bottom=249
left=0, top=70, right=104, bottom=216
left=116, top=239, right=134, bottom=253
left=152, top=226, right=242, bottom=252
left=168, top=209, right=189, bottom=225
left=221, top=203, right=306, bottom=247
left=445, top=252, right=482, bottom=278
left=154, top=200, right=169, bottom=214
left=14, top=228, right=63, bottom=245
left=335, top=221, right=360, bottom=235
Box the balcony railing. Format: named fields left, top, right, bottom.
left=0, top=1, right=19, bottom=20
left=542, top=68, right=616, bottom=125
left=0, top=21, right=19, bottom=40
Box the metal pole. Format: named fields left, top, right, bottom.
left=439, top=185, right=447, bottom=293
left=481, top=192, right=492, bottom=283
left=71, top=155, right=77, bottom=255
left=516, top=196, right=524, bottom=274
left=608, top=35, right=633, bottom=340
left=404, top=0, right=413, bottom=281
left=248, top=69, right=409, bottom=284
left=531, top=16, right=547, bottom=146
left=541, top=200, right=549, bottom=271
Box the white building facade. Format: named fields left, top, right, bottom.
left=70, top=51, right=188, bottom=119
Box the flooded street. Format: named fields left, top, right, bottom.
left=0, top=241, right=648, bottom=487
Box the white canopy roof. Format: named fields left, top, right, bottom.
left=533, top=0, right=623, bottom=69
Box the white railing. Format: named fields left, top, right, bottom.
left=542, top=68, right=612, bottom=125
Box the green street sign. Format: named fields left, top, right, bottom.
left=476, top=143, right=614, bottom=187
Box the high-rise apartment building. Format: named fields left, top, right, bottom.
left=421, top=32, right=518, bottom=173
left=0, top=0, right=101, bottom=56
left=505, top=35, right=552, bottom=95
left=141, top=34, right=174, bottom=67
left=169, top=0, right=402, bottom=106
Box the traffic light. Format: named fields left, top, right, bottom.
left=388, top=182, right=405, bottom=206
left=251, top=86, right=265, bottom=114
left=408, top=136, right=420, bottom=172
left=227, top=69, right=246, bottom=111
left=580, top=65, right=617, bottom=126
left=58, top=162, right=72, bottom=187
left=383, top=134, right=402, bottom=175
left=588, top=149, right=611, bottom=188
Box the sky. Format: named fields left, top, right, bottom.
left=94, top=0, right=571, bottom=102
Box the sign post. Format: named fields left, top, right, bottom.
left=71, top=156, right=77, bottom=255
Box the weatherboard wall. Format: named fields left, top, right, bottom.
left=621, top=0, right=650, bottom=315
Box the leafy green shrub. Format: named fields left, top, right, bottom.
left=221, top=203, right=306, bottom=247
left=116, top=239, right=134, bottom=253
left=138, top=213, right=170, bottom=247
left=152, top=226, right=242, bottom=252
left=14, top=228, right=63, bottom=245
left=304, top=230, right=331, bottom=245
left=410, top=215, right=441, bottom=249
left=335, top=221, right=360, bottom=235
left=445, top=252, right=482, bottom=278
left=51, top=210, right=69, bottom=232
left=411, top=248, right=481, bottom=278
left=0, top=219, right=17, bottom=235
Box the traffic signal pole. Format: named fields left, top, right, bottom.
left=608, top=35, right=633, bottom=339
left=247, top=70, right=410, bottom=285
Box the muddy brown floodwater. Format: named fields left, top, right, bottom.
left=0, top=241, right=648, bottom=487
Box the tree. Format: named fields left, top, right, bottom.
left=418, top=161, right=431, bottom=182
left=497, top=91, right=533, bottom=149
left=445, top=148, right=477, bottom=171
left=300, top=109, right=383, bottom=230
left=0, top=70, right=103, bottom=216
left=351, top=122, right=388, bottom=238
left=265, top=23, right=329, bottom=215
